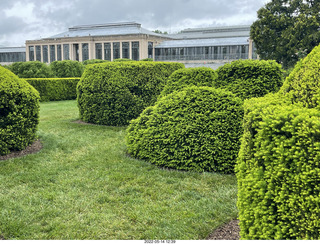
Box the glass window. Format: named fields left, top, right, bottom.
left=63, top=44, right=70, bottom=60
left=95, top=43, right=102, bottom=60
left=50, top=45, right=56, bottom=63
left=82, top=43, right=89, bottom=61
left=148, top=42, right=153, bottom=59
left=131, top=41, right=139, bottom=61
left=104, top=43, right=111, bottom=61
left=113, top=42, right=120, bottom=60
left=36, top=45, right=41, bottom=61
left=57, top=45, right=62, bottom=61
left=122, top=42, right=129, bottom=59
left=42, top=45, right=48, bottom=63
left=29, top=46, right=35, bottom=61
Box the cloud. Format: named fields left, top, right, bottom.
left=0, top=0, right=269, bottom=46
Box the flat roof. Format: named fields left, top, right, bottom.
left=169, top=25, right=251, bottom=40
left=155, top=37, right=249, bottom=48
left=0, top=47, right=26, bottom=53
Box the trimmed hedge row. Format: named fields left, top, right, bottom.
left=77, top=61, right=184, bottom=126
left=126, top=86, right=244, bottom=173
left=0, top=66, right=40, bottom=156
left=26, top=78, right=80, bottom=102
left=236, top=94, right=320, bottom=239
left=215, top=59, right=284, bottom=99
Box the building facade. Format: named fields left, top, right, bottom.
left=25, top=22, right=171, bottom=63
left=0, top=47, right=26, bottom=64
left=0, top=22, right=257, bottom=65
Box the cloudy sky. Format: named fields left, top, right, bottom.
left=0, top=0, right=270, bottom=47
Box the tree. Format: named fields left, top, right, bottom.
left=251, top=0, right=320, bottom=68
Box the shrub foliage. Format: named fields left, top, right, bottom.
left=236, top=95, right=320, bottom=239
left=50, top=60, right=84, bottom=78
left=215, top=59, right=283, bottom=99
left=236, top=45, right=320, bottom=240
left=8, top=61, right=53, bottom=78
left=160, top=67, right=217, bottom=97
left=0, top=66, right=40, bottom=156
left=77, top=61, right=184, bottom=126
left=126, top=86, right=244, bottom=173
left=26, top=78, right=80, bottom=102
left=280, top=44, right=320, bottom=109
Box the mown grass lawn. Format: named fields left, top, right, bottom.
left=0, top=100, right=238, bottom=240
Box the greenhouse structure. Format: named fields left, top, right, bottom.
left=0, top=22, right=257, bottom=65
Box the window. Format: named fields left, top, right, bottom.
left=63, top=44, right=70, bottom=60
left=104, top=43, right=111, bottom=61
left=36, top=45, right=41, bottom=61
left=122, top=42, right=129, bottom=59
left=50, top=45, right=56, bottom=63
left=113, top=42, right=120, bottom=60
left=57, top=45, right=62, bottom=61
left=29, top=46, right=35, bottom=61
left=82, top=43, right=89, bottom=61
left=148, top=42, right=153, bottom=59
left=95, top=43, right=102, bottom=59
left=131, top=41, right=139, bottom=61
left=73, top=44, right=79, bottom=61
left=42, top=45, right=48, bottom=63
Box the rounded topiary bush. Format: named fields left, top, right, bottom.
left=50, top=60, right=84, bottom=78
left=236, top=94, right=320, bottom=239
left=77, top=61, right=184, bottom=126
left=126, top=86, right=244, bottom=173
left=280, top=43, right=320, bottom=109
left=0, top=66, right=40, bottom=156
left=160, top=67, right=217, bottom=97
left=215, top=59, right=284, bottom=99
left=8, top=61, right=54, bottom=78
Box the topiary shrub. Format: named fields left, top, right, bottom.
left=126, top=86, right=244, bottom=173
left=26, top=78, right=80, bottom=102
left=82, top=59, right=110, bottom=66
left=50, top=60, right=84, bottom=78
left=280, top=44, right=320, bottom=109
left=160, top=67, right=217, bottom=97
left=77, top=61, right=184, bottom=126
left=8, top=61, right=54, bottom=78
left=215, top=59, right=283, bottom=99
left=0, top=66, right=40, bottom=156
left=236, top=94, right=320, bottom=239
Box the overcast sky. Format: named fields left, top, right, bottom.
left=0, top=0, right=270, bottom=47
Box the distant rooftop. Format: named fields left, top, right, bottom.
left=0, top=46, right=26, bottom=53
left=44, top=22, right=165, bottom=40
left=155, top=37, right=249, bottom=49
left=170, top=25, right=251, bottom=40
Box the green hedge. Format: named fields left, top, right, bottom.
left=77, top=61, right=184, bottom=126
left=0, top=66, right=40, bottom=156
left=50, top=60, right=84, bottom=78
left=215, top=60, right=283, bottom=99
left=160, top=67, right=217, bottom=97
left=8, top=61, right=54, bottom=78
left=126, top=86, right=244, bottom=173
left=26, top=78, right=80, bottom=102
left=236, top=94, right=320, bottom=239
left=280, top=44, right=320, bottom=109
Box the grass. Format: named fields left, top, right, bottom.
left=0, top=100, right=238, bottom=240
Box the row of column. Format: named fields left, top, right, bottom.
left=27, top=41, right=143, bottom=63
